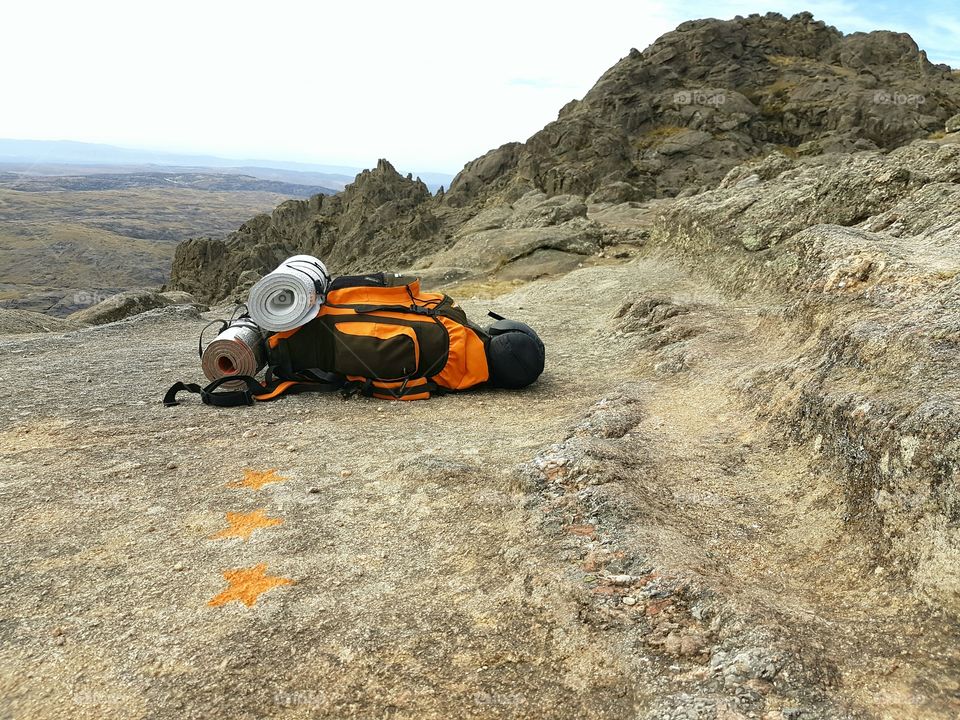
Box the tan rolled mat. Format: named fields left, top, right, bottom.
left=201, top=319, right=266, bottom=389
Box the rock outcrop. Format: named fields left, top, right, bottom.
left=416, top=191, right=608, bottom=282
left=170, top=13, right=960, bottom=304
left=170, top=160, right=441, bottom=301
left=647, top=136, right=960, bottom=602
left=451, top=12, right=960, bottom=203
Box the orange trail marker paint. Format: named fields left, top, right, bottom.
left=208, top=509, right=283, bottom=542
left=228, top=468, right=287, bottom=491
left=208, top=563, right=294, bottom=608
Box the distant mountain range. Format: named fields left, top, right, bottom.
left=0, top=139, right=455, bottom=193
left=0, top=170, right=331, bottom=197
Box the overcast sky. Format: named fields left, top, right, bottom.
left=2, top=1, right=958, bottom=174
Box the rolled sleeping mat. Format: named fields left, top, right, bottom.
left=247, top=255, right=331, bottom=332
left=201, top=319, right=267, bottom=389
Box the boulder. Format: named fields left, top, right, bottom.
left=445, top=142, right=522, bottom=206
left=68, top=290, right=171, bottom=326
left=588, top=182, right=647, bottom=205
left=159, top=290, right=199, bottom=305
left=495, top=249, right=586, bottom=281
left=426, top=225, right=600, bottom=273
left=0, top=308, right=75, bottom=335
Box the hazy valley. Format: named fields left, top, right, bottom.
left=0, top=168, right=334, bottom=315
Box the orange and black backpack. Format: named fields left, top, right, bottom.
left=163, top=272, right=544, bottom=407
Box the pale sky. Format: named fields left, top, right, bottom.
left=2, top=1, right=957, bottom=174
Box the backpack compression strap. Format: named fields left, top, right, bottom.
left=341, top=375, right=442, bottom=401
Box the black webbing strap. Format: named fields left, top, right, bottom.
left=324, top=301, right=435, bottom=316
left=164, top=371, right=346, bottom=408
left=163, top=381, right=206, bottom=406
left=197, top=319, right=229, bottom=359
left=197, top=307, right=253, bottom=359
left=285, top=258, right=331, bottom=296
left=340, top=377, right=441, bottom=400
left=339, top=378, right=374, bottom=399
left=163, top=375, right=264, bottom=407
left=384, top=379, right=440, bottom=399
left=274, top=367, right=345, bottom=385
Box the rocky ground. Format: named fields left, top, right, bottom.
left=3, top=193, right=959, bottom=717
